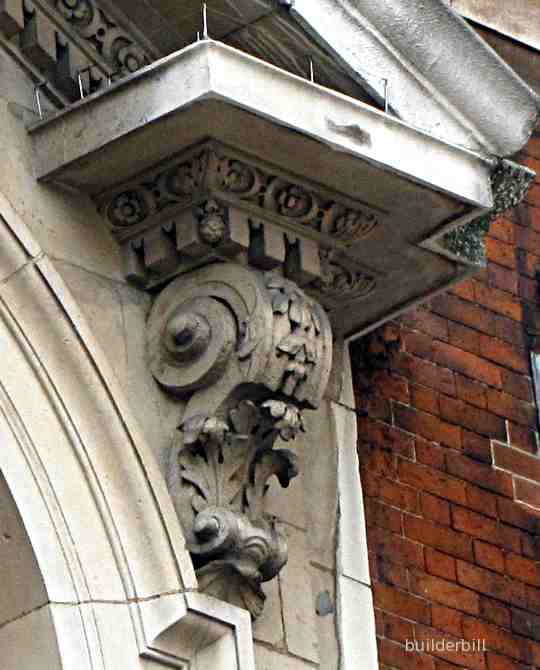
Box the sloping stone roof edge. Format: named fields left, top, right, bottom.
left=289, top=0, right=540, bottom=157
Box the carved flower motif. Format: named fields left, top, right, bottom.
left=110, top=38, right=146, bottom=73
left=334, top=209, right=378, bottom=239
left=315, top=250, right=376, bottom=298
left=221, top=160, right=256, bottom=195
left=276, top=185, right=313, bottom=218
left=166, top=162, right=199, bottom=196
left=261, top=400, right=305, bottom=442
left=57, top=0, right=93, bottom=23
left=200, top=216, right=226, bottom=245
left=108, top=191, right=148, bottom=227
left=182, top=415, right=230, bottom=447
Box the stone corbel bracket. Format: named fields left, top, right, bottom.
left=147, top=263, right=333, bottom=618
left=95, top=141, right=380, bottom=311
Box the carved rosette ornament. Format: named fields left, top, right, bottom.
left=147, top=264, right=332, bottom=617
left=100, top=145, right=381, bottom=242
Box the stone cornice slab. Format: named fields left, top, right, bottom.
left=30, top=40, right=493, bottom=206
left=29, top=40, right=498, bottom=337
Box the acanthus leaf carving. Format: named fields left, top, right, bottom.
left=176, top=398, right=302, bottom=617
left=147, top=263, right=331, bottom=618
left=314, top=248, right=377, bottom=301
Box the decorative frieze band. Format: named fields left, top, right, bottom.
left=98, top=143, right=382, bottom=243
left=53, top=0, right=149, bottom=74
left=94, top=142, right=380, bottom=304
left=0, top=0, right=151, bottom=104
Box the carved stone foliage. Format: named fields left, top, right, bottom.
left=96, top=143, right=382, bottom=301
left=147, top=263, right=333, bottom=618
left=179, top=400, right=301, bottom=617
left=315, top=249, right=376, bottom=300
left=98, top=144, right=381, bottom=243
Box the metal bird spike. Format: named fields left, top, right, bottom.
left=77, top=70, right=85, bottom=100
left=33, top=82, right=46, bottom=118
left=203, top=3, right=209, bottom=39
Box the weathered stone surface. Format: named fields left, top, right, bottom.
left=55, top=260, right=128, bottom=383
left=312, top=567, right=339, bottom=670
left=0, top=607, right=62, bottom=670
left=253, top=577, right=285, bottom=647
left=255, top=644, right=317, bottom=670
left=333, top=399, right=370, bottom=586
left=304, top=401, right=338, bottom=570
left=0, top=50, right=122, bottom=280
left=279, top=524, right=319, bottom=664
left=265, top=434, right=306, bottom=530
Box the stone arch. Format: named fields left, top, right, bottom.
left=0, top=194, right=254, bottom=669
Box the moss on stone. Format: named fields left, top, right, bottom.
left=442, top=215, right=491, bottom=265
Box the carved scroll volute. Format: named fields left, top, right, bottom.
left=147, top=264, right=333, bottom=414
left=147, top=262, right=333, bottom=618
left=147, top=263, right=275, bottom=416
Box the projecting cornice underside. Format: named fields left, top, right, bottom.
left=28, top=40, right=507, bottom=338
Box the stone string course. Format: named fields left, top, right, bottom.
left=354, top=132, right=540, bottom=670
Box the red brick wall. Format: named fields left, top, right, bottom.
left=353, top=132, right=540, bottom=670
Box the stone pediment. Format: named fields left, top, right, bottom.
left=28, top=39, right=502, bottom=337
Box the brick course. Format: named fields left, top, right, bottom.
left=355, top=132, right=540, bottom=669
